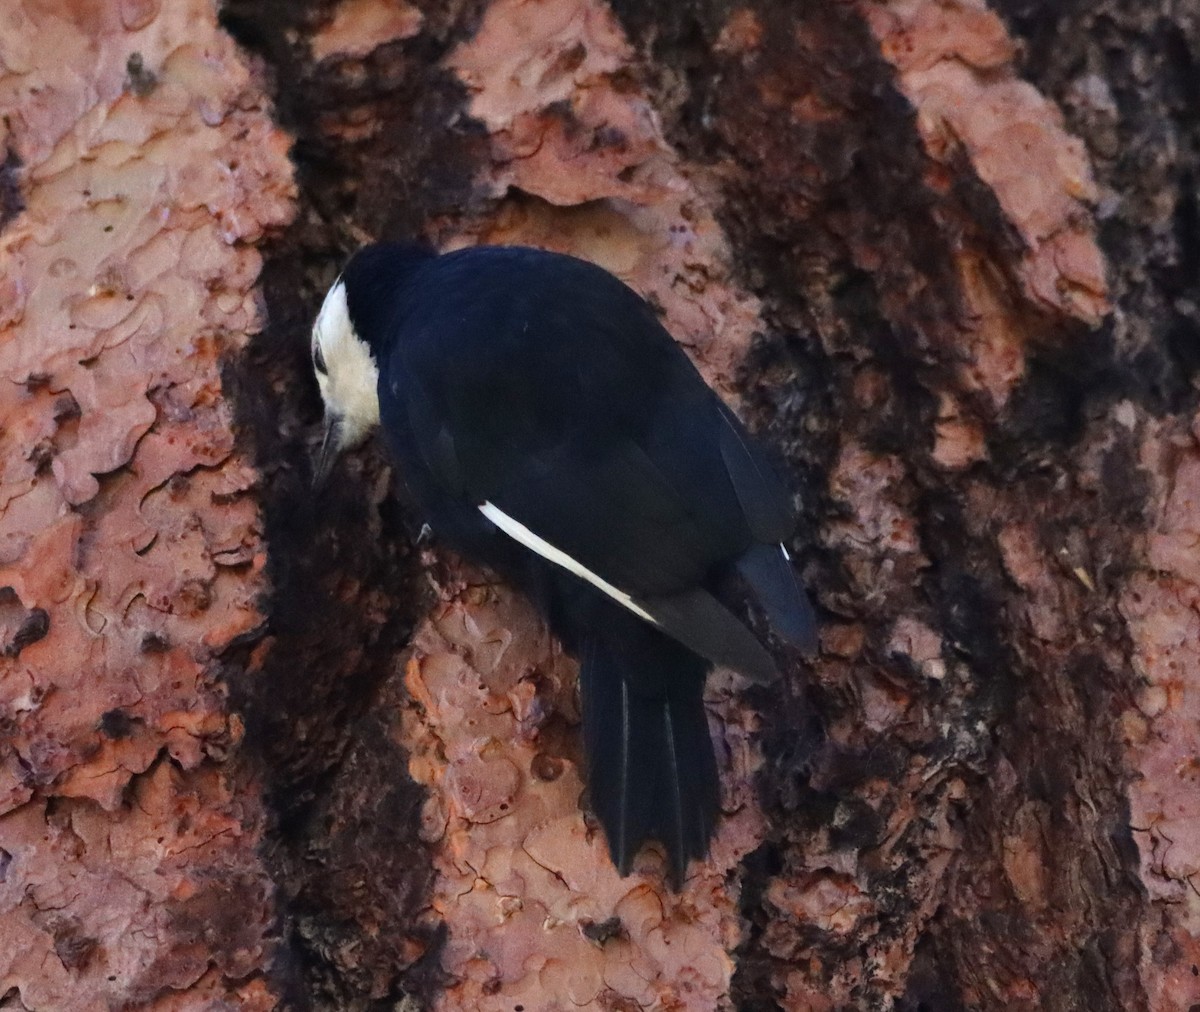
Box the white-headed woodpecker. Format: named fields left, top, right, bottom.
left=311, top=243, right=817, bottom=885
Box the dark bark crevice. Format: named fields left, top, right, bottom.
left=0, top=144, right=23, bottom=233
left=217, top=1, right=490, bottom=1007
left=993, top=0, right=1200, bottom=416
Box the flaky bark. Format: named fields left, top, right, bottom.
left=2, top=0, right=1198, bottom=1009
left=0, top=2, right=294, bottom=1008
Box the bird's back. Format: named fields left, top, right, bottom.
left=383, top=246, right=792, bottom=570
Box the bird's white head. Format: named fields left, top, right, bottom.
left=311, top=277, right=381, bottom=485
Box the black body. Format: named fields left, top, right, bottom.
left=343, top=243, right=816, bottom=883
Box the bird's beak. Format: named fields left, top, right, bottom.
left=313, top=414, right=343, bottom=490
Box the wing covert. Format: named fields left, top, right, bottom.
left=385, top=244, right=797, bottom=608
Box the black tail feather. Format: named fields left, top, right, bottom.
left=580, top=633, right=719, bottom=886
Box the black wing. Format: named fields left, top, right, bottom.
left=384, top=246, right=812, bottom=678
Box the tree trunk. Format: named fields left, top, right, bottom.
left=1, top=0, right=1197, bottom=1009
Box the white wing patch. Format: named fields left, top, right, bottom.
left=479, top=501, right=658, bottom=625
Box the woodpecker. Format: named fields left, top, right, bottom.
left=311, top=242, right=817, bottom=885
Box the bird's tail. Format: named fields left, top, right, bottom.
left=579, top=632, right=719, bottom=887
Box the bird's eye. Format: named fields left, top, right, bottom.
left=312, top=342, right=327, bottom=375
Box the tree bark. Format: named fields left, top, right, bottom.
left=1, top=0, right=1197, bottom=1009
